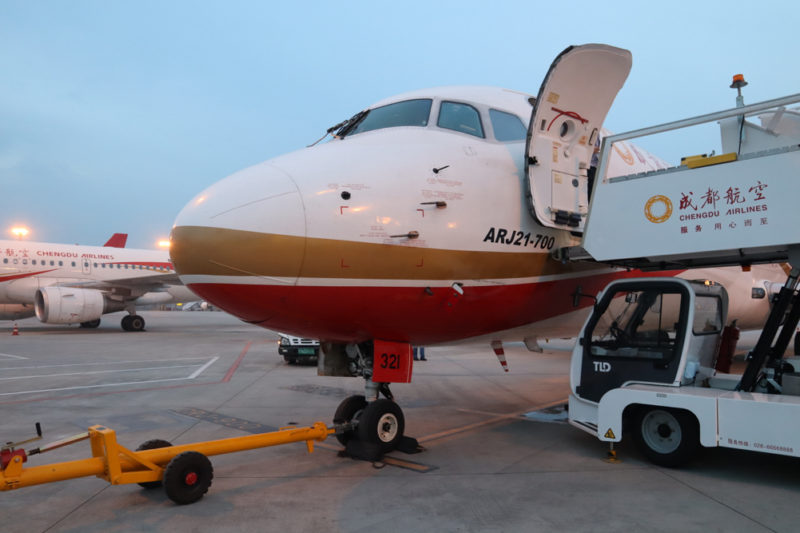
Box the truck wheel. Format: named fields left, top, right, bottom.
left=135, top=439, right=172, bottom=488
left=333, top=395, right=367, bottom=446
left=163, top=451, right=213, bottom=505
left=634, top=407, right=699, bottom=467
left=357, top=399, right=404, bottom=453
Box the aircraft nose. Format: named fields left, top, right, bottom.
left=170, top=162, right=306, bottom=318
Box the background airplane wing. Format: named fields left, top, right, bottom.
left=57, top=272, right=184, bottom=298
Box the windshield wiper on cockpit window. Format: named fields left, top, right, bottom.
left=335, top=109, right=369, bottom=138
left=308, top=109, right=370, bottom=147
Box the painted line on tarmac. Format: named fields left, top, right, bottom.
left=418, top=415, right=512, bottom=444
left=0, top=352, right=28, bottom=360
left=419, top=399, right=570, bottom=444
left=190, top=357, right=218, bottom=379
left=222, top=341, right=251, bottom=382
left=0, top=364, right=208, bottom=381
left=380, top=456, right=438, bottom=473
left=0, top=342, right=258, bottom=405
left=0, top=357, right=211, bottom=370
left=0, top=357, right=219, bottom=397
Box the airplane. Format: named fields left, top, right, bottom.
left=168, top=44, right=789, bottom=453
left=0, top=233, right=196, bottom=331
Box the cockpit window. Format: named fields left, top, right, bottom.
left=348, top=99, right=432, bottom=135
left=490, top=109, right=527, bottom=142
left=437, top=101, right=484, bottom=138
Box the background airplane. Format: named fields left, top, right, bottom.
left=0, top=233, right=195, bottom=331
left=168, top=45, right=789, bottom=452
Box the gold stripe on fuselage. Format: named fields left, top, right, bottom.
left=170, top=226, right=606, bottom=281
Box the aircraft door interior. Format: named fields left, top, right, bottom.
left=524, top=44, right=632, bottom=233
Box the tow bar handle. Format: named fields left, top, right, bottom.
left=2, top=422, right=43, bottom=452
left=28, top=431, right=90, bottom=456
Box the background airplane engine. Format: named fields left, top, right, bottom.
left=34, top=287, right=123, bottom=324
left=0, top=303, right=36, bottom=320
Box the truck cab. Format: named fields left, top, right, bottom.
left=569, top=277, right=800, bottom=466
left=570, top=278, right=726, bottom=405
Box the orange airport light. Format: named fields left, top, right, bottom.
left=730, top=73, right=748, bottom=89
left=10, top=226, right=29, bottom=240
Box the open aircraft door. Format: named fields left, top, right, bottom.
left=524, top=44, right=632, bottom=232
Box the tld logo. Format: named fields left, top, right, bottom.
left=593, top=361, right=611, bottom=372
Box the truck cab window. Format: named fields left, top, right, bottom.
left=589, top=288, right=683, bottom=361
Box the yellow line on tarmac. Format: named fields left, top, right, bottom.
left=419, top=399, right=568, bottom=444
left=381, top=456, right=436, bottom=472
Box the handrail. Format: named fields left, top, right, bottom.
left=596, top=93, right=800, bottom=181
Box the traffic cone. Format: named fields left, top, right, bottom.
left=12, top=322, right=19, bottom=336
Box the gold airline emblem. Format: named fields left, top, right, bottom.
left=644, top=195, right=673, bottom=224
left=613, top=142, right=635, bottom=165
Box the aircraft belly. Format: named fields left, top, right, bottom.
left=0, top=303, right=35, bottom=320
left=185, top=268, right=675, bottom=344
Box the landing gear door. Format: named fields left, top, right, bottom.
left=525, top=44, right=632, bottom=232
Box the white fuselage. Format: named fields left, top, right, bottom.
left=169, top=86, right=785, bottom=344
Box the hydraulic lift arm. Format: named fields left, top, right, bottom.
left=738, top=265, right=800, bottom=391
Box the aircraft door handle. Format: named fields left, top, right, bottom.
left=420, top=201, right=447, bottom=208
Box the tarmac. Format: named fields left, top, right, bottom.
left=1, top=311, right=798, bottom=533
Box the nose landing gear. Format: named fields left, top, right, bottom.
left=333, top=382, right=412, bottom=459
left=324, top=340, right=419, bottom=459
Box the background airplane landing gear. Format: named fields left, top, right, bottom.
left=121, top=314, right=145, bottom=331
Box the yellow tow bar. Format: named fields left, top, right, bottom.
left=1, top=422, right=336, bottom=505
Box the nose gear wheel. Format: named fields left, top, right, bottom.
left=357, top=399, right=405, bottom=453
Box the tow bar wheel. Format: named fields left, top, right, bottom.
left=634, top=407, right=699, bottom=467
left=135, top=439, right=173, bottom=488
left=163, top=451, right=214, bottom=505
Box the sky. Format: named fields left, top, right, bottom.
left=1, top=0, right=798, bottom=248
